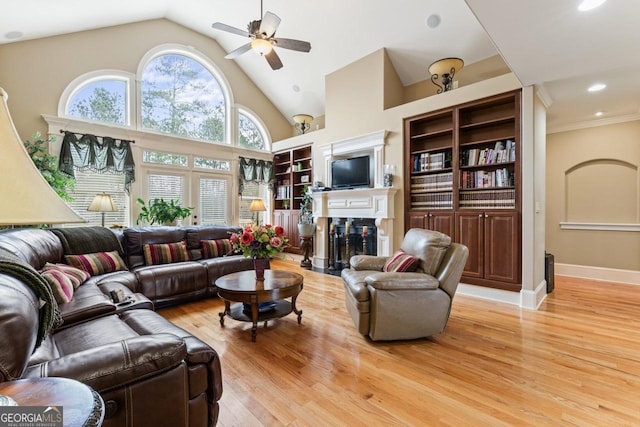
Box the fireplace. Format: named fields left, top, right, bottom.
left=328, top=218, right=377, bottom=272
left=309, top=130, right=397, bottom=270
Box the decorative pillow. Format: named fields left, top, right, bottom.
left=44, top=262, right=91, bottom=289
left=201, top=239, right=233, bottom=259
left=383, top=251, right=420, bottom=273
left=65, top=250, right=128, bottom=276
left=143, top=241, right=190, bottom=265
left=41, top=268, right=74, bottom=304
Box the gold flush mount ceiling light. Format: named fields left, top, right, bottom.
left=428, top=57, right=464, bottom=94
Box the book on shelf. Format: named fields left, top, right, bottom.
left=410, top=172, right=453, bottom=191
left=412, top=151, right=451, bottom=172
left=460, top=168, right=513, bottom=189
left=411, top=192, right=453, bottom=210
left=461, top=140, right=516, bottom=167
left=459, top=189, right=516, bottom=209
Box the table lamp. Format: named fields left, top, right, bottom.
left=249, top=199, right=267, bottom=225
left=87, top=193, right=118, bottom=227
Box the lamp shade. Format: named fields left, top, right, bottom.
left=249, top=199, right=267, bottom=212
left=251, top=38, right=273, bottom=56
left=0, top=88, right=85, bottom=226
left=87, top=194, right=117, bottom=213
left=292, top=114, right=313, bottom=124
left=428, top=57, right=464, bottom=76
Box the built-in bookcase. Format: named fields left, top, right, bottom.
left=404, top=90, right=522, bottom=290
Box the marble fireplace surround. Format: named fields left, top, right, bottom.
left=311, top=130, right=398, bottom=269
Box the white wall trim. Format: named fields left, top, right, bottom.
left=556, top=263, right=640, bottom=285
left=520, top=280, right=548, bottom=310
left=547, top=112, right=640, bottom=134
left=559, top=222, right=640, bottom=232
left=456, top=283, right=521, bottom=306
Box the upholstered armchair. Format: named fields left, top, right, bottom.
left=341, top=228, right=468, bottom=341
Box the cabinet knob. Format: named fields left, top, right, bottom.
left=428, top=213, right=432, bottom=217
left=478, top=214, right=483, bottom=218
left=485, top=213, right=489, bottom=218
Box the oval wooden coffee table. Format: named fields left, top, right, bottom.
left=215, top=270, right=303, bottom=342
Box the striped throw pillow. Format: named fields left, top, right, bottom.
left=44, top=262, right=91, bottom=289
left=41, top=267, right=74, bottom=304
left=65, top=250, right=128, bottom=276
left=201, top=239, right=233, bottom=259
left=143, top=241, right=190, bottom=265
left=383, top=251, right=420, bottom=273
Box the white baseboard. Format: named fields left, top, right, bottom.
left=555, top=263, right=640, bottom=285
left=457, top=281, right=548, bottom=310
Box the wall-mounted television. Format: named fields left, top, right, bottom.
left=331, top=155, right=371, bottom=189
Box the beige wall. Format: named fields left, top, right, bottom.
left=0, top=18, right=291, bottom=142
left=546, top=120, right=640, bottom=270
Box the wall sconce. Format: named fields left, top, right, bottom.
left=428, top=57, right=464, bottom=93
left=292, top=114, right=314, bottom=134
left=249, top=198, right=267, bottom=224
left=383, top=164, right=396, bottom=187
left=87, top=193, right=118, bottom=227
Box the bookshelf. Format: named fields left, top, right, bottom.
left=403, top=90, right=521, bottom=290
left=273, top=144, right=313, bottom=253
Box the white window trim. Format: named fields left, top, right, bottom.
left=237, top=104, right=272, bottom=152
left=58, top=69, right=135, bottom=127
left=136, top=43, right=234, bottom=144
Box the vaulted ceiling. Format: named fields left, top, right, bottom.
left=2, top=0, right=638, bottom=133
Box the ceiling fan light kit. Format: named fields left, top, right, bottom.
left=211, top=0, right=311, bottom=70
left=429, top=57, right=464, bottom=93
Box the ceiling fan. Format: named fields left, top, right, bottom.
left=211, top=1, right=311, bottom=70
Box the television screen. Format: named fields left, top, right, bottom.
left=331, top=155, right=370, bottom=189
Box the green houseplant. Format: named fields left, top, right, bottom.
left=24, top=132, right=75, bottom=202
left=298, top=186, right=315, bottom=236
left=136, top=198, right=193, bottom=225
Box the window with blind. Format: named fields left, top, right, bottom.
left=239, top=181, right=269, bottom=226
left=65, top=169, right=130, bottom=227
left=199, top=177, right=228, bottom=225
left=147, top=174, right=187, bottom=225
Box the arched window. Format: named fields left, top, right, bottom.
left=238, top=107, right=270, bottom=151
left=60, top=70, right=132, bottom=126
left=140, top=50, right=228, bottom=144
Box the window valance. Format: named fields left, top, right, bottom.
left=58, top=131, right=135, bottom=193
left=238, top=157, right=273, bottom=195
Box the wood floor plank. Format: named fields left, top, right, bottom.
left=159, top=261, right=640, bottom=426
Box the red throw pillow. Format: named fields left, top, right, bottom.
left=201, top=239, right=233, bottom=259
left=143, top=241, right=190, bottom=265
left=41, top=267, right=74, bottom=304
left=383, top=251, right=420, bottom=273
left=44, top=262, right=91, bottom=289
left=65, top=251, right=128, bottom=276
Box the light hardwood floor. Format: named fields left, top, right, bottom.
left=160, top=260, right=640, bottom=426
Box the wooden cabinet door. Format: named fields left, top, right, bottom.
left=429, top=212, right=454, bottom=238
left=484, top=211, right=520, bottom=283
left=455, top=212, right=484, bottom=279
left=287, top=211, right=301, bottom=253
left=407, top=212, right=427, bottom=230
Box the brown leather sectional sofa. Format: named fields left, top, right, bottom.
left=0, top=225, right=253, bottom=427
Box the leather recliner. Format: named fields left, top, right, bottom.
left=341, top=228, right=469, bottom=341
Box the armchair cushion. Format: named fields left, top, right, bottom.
left=383, top=251, right=420, bottom=272
left=349, top=255, right=387, bottom=271
left=365, top=272, right=439, bottom=290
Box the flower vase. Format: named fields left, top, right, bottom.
left=254, top=256, right=269, bottom=280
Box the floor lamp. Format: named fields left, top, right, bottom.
left=87, top=194, right=118, bottom=227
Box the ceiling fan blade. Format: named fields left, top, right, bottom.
left=265, top=49, right=283, bottom=70
left=273, top=38, right=311, bottom=53
left=212, top=22, right=251, bottom=38
left=259, top=12, right=281, bottom=38
left=225, top=43, right=253, bottom=59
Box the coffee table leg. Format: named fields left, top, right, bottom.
left=292, top=294, right=303, bottom=325
left=219, top=300, right=231, bottom=326
left=251, top=296, right=259, bottom=342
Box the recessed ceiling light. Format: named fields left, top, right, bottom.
left=292, top=84, right=300, bottom=93
left=5, top=31, right=23, bottom=40
left=578, top=0, right=607, bottom=11
left=426, top=14, right=441, bottom=29
left=587, top=83, right=606, bottom=92
left=595, top=111, right=604, bottom=117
